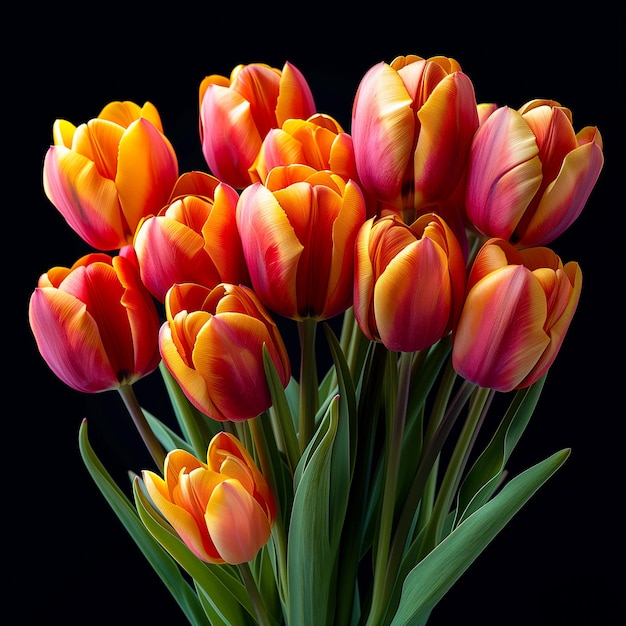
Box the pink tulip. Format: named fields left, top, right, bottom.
left=199, top=62, right=316, bottom=189
left=236, top=164, right=366, bottom=321
left=133, top=171, right=250, bottom=302
left=29, top=246, right=161, bottom=393
left=465, top=99, right=603, bottom=246
left=452, top=238, right=582, bottom=391
left=351, top=55, right=479, bottom=219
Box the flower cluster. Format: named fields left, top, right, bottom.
left=29, top=55, right=603, bottom=625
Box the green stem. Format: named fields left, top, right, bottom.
left=117, top=383, right=166, bottom=472
left=238, top=560, right=272, bottom=626
left=248, top=417, right=289, bottom=604
left=381, top=378, right=476, bottom=620
left=298, top=318, right=319, bottom=453
left=414, top=359, right=459, bottom=534
left=417, top=386, right=493, bottom=560
left=158, top=361, right=213, bottom=457
left=366, top=351, right=413, bottom=626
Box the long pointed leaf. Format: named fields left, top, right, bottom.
left=455, top=375, right=547, bottom=525
left=78, top=420, right=210, bottom=626
left=288, top=398, right=340, bottom=626
left=389, top=448, right=570, bottom=626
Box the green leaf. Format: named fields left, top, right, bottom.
left=454, top=375, right=546, bottom=526
left=133, top=478, right=258, bottom=626
left=288, top=397, right=342, bottom=626
left=143, top=407, right=196, bottom=454
left=78, top=420, right=210, bottom=626
left=389, top=448, right=570, bottom=626
left=159, top=361, right=221, bottom=456
left=263, top=346, right=300, bottom=474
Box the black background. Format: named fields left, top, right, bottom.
left=13, top=4, right=622, bottom=624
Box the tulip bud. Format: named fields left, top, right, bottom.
left=142, top=431, right=276, bottom=565
left=199, top=62, right=316, bottom=189
left=29, top=246, right=161, bottom=393
left=133, top=171, right=250, bottom=302
left=452, top=238, right=582, bottom=391
left=159, top=282, right=291, bottom=421
left=354, top=213, right=466, bottom=352
left=43, top=101, right=179, bottom=251
left=236, top=164, right=367, bottom=321
left=465, top=100, right=604, bottom=247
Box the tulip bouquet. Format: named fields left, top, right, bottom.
left=29, top=55, right=603, bottom=625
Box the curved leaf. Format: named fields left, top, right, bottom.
left=455, top=375, right=546, bottom=525
left=389, top=448, right=570, bottom=626
left=78, top=420, right=210, bottom=626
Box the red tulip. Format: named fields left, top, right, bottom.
left=452, top=238, right=582, bottom=391
left=133, top=171, right=250, bottom=302
left=159, top=282, right=291, bottom=421
left=199, top=62, right=316, bottom=189
left=354, top=213, right=466, bottom=352
left=43, top=101, right=178, bottom=251
left=142, top=431, right=276, bottom=565
left=29, top=246, right=161, bottom=393
left=236, top=164, right=367, bottom=320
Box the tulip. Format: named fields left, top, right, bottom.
left=351, top=55, right=479, bottom=220
left=28, top=246, right=161, bottom=393
left=248, top=114, right=359, bottom=185
left=465, top=99, right=604, bottom=247
left=142, top=431, right=276, bottom=565
left=43, top=101, right=179, bottom=251
left=452, top=238, right=582, bottom=391
left=354, top=213, right=466, bottom=352
left=236, top=164, right=367, bottom=321
left=199, top=62, right=316, bottom=189
left=133, top=171, right=250, bottom=301
left=159, top=282, right=291, bottom=421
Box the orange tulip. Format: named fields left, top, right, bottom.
left=452, top=238, right=582, bottom=391
left=354, top=213, right=466, bottom=352
left=133, top=171, right=250, bottom=302
left=236, top=164, right=367, bottom=321
left=142, top=431, right=276, bottom=565
left=465, top=99, right=603, bottom=247
left=351, top=55, right=479, bottom=219
left=199, top=62, right=316, bottom=189
left=248, top=113, right=359, bottom=185
left=28, top=246, right=161, bottom=393
left=43, top=101, right=179, bottom=251
left=159, top=282, right=291, bottom=421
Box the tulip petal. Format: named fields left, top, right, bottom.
left=116, top=118, right=178, bottom=234
left=466, top=107, right=543, bottom=240
left=519, top=141, right=604, bottom=246
left=205, top=480, right=271, bottom=564
left=43, top=146, right=124, bottom=250
left=413, top=73, right=478, bottom=204
left=29, top=288, right=117, bottom=392
left=351, top=62, right=415, bottom=202
left=192, top=314, right=273, bottom=421
left=237, top=183, right=302, bottom=315
left=143, top=470, right=221, bottom=563
left=453, top=265, right=550, bottom=391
